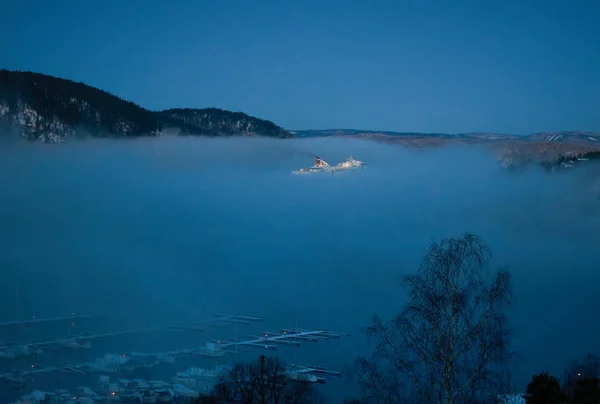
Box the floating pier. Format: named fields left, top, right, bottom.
left=1, top=311, right=349, bottom=403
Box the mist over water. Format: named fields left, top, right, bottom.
left=1, top=136, right=600, bottom=399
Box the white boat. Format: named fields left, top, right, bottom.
left=175, top=365, right=232, bottom=379
left=334, top=156, right=366, bottom=170
left=293, top=156, right=365, bottom=174
left=189, top=341, right=227, bottom=357
left=292, top=156, right=335, bottom=174
left=285, top=364, right=342, bottom=383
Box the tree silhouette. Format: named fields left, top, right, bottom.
left=355, top=233, right=515, bottom=404
left=564, top=354, right=600, bottom=402
left=572, top=377, right=600, bottom=404
left=525, top=371, right=564, bottom=404
left=198, top=354, right=321, bottom=404
left=561, top=354, right=600, bottom=404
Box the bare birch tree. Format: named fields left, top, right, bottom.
left=355, top=233, right=515, bottom=404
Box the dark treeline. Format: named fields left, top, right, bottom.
left=0, top=70, right=291, bottom=140
left=526, top=355, right=600, bottom=404
left=194, top=354, right=323, bottom=404
left=160, top=108, right=290, bottom=137
left=0, top=70, right=159, bottom=138
left=193, top=234, right=600, bottom=404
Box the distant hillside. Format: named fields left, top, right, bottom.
left=525, top=131, right=600, bottom=143
left=293, top=129, right=600, bottom=168
left=293, top=129, right=600, bottom=142
left=0, top=70, right=291, bottom=142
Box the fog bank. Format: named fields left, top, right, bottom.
left=1, top=136, right=599, bottom=398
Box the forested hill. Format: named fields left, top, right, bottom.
left=159, top=108, right=290, bottom=138
left=0, top=70, right=292, bottom=142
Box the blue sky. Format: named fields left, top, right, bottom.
left=1, top=0, right=599, bottom=133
